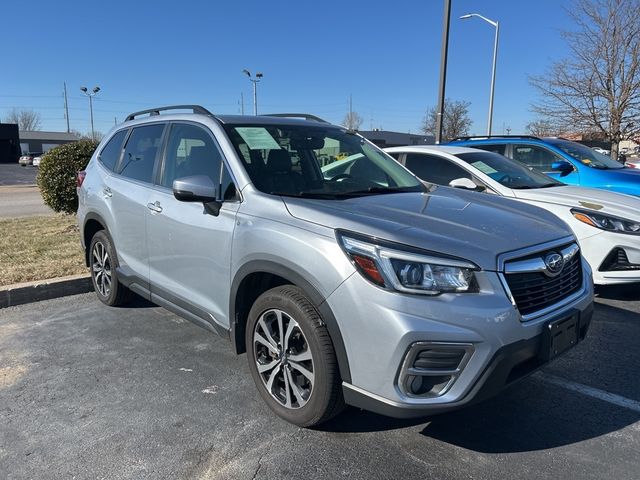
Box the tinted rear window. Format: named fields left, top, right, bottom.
left=99, top=130, right=127, bottom=171
left=118, top=124, right=165, bottom=183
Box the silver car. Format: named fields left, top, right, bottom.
left=77, top=106, right=594, bottom=427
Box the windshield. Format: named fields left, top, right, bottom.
left=455, top=151, right=563, bottom=189
left=546, top=139, right=624, bottom=169
left=223, top=124, right=425, bottom=198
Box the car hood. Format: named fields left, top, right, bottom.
left=589, top=166, right=640, bottom=185
left=283, top=187, right=573, bottom=271
left=513, top=185, right=640, bottom=221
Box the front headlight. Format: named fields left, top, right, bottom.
left=337, top=232, right=479, bottom=295
left=571, top=209, right=640, bottom=235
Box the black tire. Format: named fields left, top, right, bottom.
left=89, top=230, right=131, bottom=307
left=246, top=285, right=345, bottom=427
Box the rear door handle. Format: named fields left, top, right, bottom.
left=147, top=201, right=162, bottom=213
left=102, top=187, right=112, bottom=198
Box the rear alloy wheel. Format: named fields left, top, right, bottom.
left=246, top=285, right=344, bottom=427
left=89, top=230, right=131, bottom=306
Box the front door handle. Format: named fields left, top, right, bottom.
left=147, top=201, right=162, bottom=213
left=103, top=187, right=112, bottom=198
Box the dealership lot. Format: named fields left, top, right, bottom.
left=0, top=164, right=38, bottom=187
left=1, top=291, right=639, bottom=479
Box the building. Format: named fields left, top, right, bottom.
left=359, top=130, right=434, bottom=148
left=18, top=130, right=79, bottom=156
left=0, top=123, right=20, bottom=163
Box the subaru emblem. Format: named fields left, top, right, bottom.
left=544, top=252, right=564, bottom=276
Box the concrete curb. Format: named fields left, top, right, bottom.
left=0, top=274, right=93, bottom=309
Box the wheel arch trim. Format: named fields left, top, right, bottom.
left=230, top=260, right=352, bottom=383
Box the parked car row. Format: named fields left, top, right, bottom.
left=383, top=144, right=640, bottom=286
left=79, top=108, right=640, bottom=429
left=18, top=152, right=43, bottom=167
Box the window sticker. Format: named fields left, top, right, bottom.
left=236, top=127, right=281, bottom=150
left=470, top=161, right=498, bottom=175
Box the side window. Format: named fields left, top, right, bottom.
left=512, top=144, right=561, bottom=172
left=474, top=143, right=506, bottom=155
left=98, top=130, right=127, bottom=171
left=119, top=124, right=165, bottom=183
left=161, top=123, right=227, bottom=192
left=405, top=153, right=471, bottom=185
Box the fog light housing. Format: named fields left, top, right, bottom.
left=397, top=342, right=474, bottom=398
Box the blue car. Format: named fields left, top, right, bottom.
left=449, top=136, right=640, bottom=196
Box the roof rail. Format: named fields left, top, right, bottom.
left=451, top=134, right=542, bottom=141
left=125, top=105, right=213, bottom=122
left=263, top=113, right=330, bottom=124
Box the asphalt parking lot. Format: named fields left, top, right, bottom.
left=0, top=164, right=38, bottom=186
left=1, top=290, right=639, bottom=480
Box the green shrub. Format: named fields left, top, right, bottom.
left=37, top=140, right=98, bottom=214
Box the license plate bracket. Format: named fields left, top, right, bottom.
left=539, top=313, right=580, bottom=362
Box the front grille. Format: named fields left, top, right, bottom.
left=599, top=248, right=640, bottom=271
left=505, top=249, right=583, bottom=317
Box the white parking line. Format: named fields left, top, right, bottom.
left=538, top=373, right=640, bottom=413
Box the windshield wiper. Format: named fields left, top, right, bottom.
left=270, top=191, right=346, bottom=200
left=341, top=186, right=422, bottom=196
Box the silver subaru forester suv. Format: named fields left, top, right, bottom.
left=77, top=106, right=594, bottom=427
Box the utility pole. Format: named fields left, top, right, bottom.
left=63, top=82, right=70, bottom=133
left=349, top=94, right=353, bottom=118
left=240, top=92, right=245, bottom=115
left=114, top=117, right=117, bottom=126
left=435, top=0, right=452, bottom=144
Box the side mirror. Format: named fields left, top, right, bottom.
left=449, top=177, right=485, bottom=192
left=173, top=175, right=223, bottom=216
left=173, top=175, right=218, bottom=202
left=552, top=160, right=574, bottom=175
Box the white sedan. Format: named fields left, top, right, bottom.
left=384, top=145, right=640, bottom=286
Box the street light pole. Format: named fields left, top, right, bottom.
left=80, top=86, right=101, bottom=141
left=435, top=0, right=452, bottom=144
left=243, top=70, right=263, bottom=115
left=460, top=13, right=499, bottom=136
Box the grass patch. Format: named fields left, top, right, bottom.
left=0, top=215, right=86, bottom=287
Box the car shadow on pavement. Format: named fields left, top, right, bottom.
left=120, top=295, right=158, bottom=309
left=419, top=381, right=640, bottom=453
left=318, top=407, right=429, bottom=432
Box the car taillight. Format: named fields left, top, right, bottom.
left=76, top=170, right=87, bottom=187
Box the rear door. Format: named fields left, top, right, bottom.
left=146, top=122, right=240, bottom=329
left=108, top=123, right=166, bottom=290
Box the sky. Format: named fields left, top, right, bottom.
left=0, top=0, right=573, bottom=137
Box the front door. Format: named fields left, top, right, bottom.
left=146, top=122, right=240, bottom=330
left=512, top=144, right=580, bottom=185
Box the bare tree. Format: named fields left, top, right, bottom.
left=342, top=111, right=363, bottom=130
left=525, top=119, right=560, bottom=137
left=70, top=129, right=103, bottom=141
left=530, top=0, right=640, bottom=159
left=422, top=99, right=472, bottom=141
left=4, top=108, right=42, bottom=131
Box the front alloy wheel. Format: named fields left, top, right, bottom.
left=253, top=309, right=314, bottom=409
left=246, top=286, right=344, bottom=427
